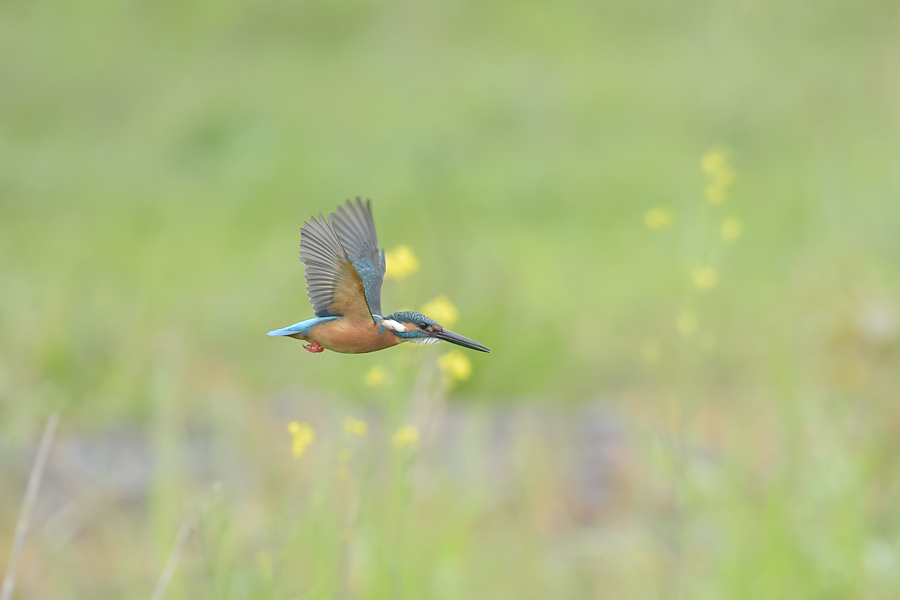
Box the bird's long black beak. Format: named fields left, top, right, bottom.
left=433, top=329, right=491, bottom=353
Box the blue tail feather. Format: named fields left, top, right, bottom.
left=267, top=316, right=339, bottom=337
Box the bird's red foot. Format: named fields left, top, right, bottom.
left=304, top=341, right=325, bottom=353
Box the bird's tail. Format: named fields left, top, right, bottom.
left=266, top=324, right=305, bottom=337
left=266, top=316, right=338, bottom=338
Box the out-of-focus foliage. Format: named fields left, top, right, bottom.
left=1, top=0, right=899, bottom=598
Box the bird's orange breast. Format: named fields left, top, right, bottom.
left=304, top=317, right=402, bottom=354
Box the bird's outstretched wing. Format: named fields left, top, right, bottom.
left=330, top=198, right=386, bottom=317
left=300, top=212, right=374, bottom=321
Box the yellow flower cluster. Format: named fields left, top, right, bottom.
left=701, top=146, right=736, bottom=205
left=384, top=245, right=419, bottom=279
left=364, top=365, right=388, bottom=388
left=721, top=216, right=743, bottom=242
left=438, top=350, right=472, bottom=387
left=692, top=266, right=720, bottom=291
left=644, top=206, right=675, bottom=230
left=420, top=295, right=459, bottom=328
left=287, top=421, right=315, bottom=458
left=343, top=418, right=368, bottom=436
left=392, top=425, right=419, bottom=449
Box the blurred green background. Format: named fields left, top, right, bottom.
left=2, top=0, right=899, bottom=598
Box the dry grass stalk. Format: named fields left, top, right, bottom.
left=1, top=413, right=60, bottom=600
left=150, top=520, right=192, bottom=600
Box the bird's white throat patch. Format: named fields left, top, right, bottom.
left=381, top=319, right=405, bottom=332
left=412, top=337, right=440, bottom=345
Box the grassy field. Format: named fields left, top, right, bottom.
left=2, top=0, right=899, bottom=598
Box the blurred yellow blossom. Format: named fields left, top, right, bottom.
left=677, top=313, right=698, bottom=337
left=335, top=467, right=349, bottom=481
left=701, top=146, right=735, bottom=180
left=420, top=295, right=459, bottom=328
left=721, top=217, right=743, bottom=241
left=701, top=146, right=736, bottom=204
left=364, top=365, right=388, bottom=388
left=701, top=147, right=727, bottom=174
left=343, top=418, right=368, bottom=436
left=392, top=425, right=419, bottom=449
left=287, top=421, right=315, bottom=457
left=384, top=245, right=419, bottom=279
left=705, top=183, right=728, bottom=205
left=644, top=206, right=675, bottom=229
left=692, top=266, right=720, bottom=290
left=438, top=350, right=472, bottom=386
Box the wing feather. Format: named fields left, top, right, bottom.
left=299, top=212, right=374, bottom=320
left=330, top=198, right=386, bottom=316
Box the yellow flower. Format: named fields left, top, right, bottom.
left=392, top=425, right=419, bottom=449
left=644, top=206, right=675, bottom=229
left=343, top=418, right=368, bottom=436
left=705, top=183, right=728, bottom=205
left=700, top=147, right=728, bottom=175
left=701, top=146, right=736, bottom=204
left=420, top=295, right=459, bottom=328
left=384, top=245, right=419, bottom=279
left=335, top=467, right=349, bottom=481
left=677, top=313, right=697, bottom=337
left=287, top=421, right=315, bottom=457
left=701, top=146, right=734, bottom=180
left=364, top=366, right=388, bottom=388
left=692, top=266, right=719, bottom=290
left=721, top=217, right=743, bottom=241
left=438, top=350, right=472, bottom=386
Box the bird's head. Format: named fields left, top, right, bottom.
left=378, top=311, right=491, bottom=353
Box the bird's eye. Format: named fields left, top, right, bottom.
left=419, top=323, right=429, bottom=330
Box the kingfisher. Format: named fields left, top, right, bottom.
left=267, top=198, right=491, bottom=355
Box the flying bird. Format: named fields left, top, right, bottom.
left=267, top=198, right=491, bottom=355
